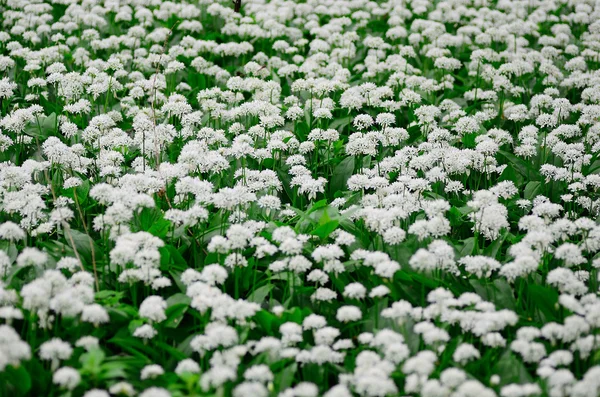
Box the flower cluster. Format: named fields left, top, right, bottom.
left=1, top=0, right=600, bottom=396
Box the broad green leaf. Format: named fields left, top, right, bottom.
left=166, top=293, right=191, bottom=306
left=160, top=245, right=187, bottom=272
left=470, top=278, right=516, bottom=310
left=499, top=150, right=540, bottom=181
left=456, top=206, right=474, bottom=216
left=138, top=207, right=169, bottom=238
left=527, top=283, right=559, bottom=322
left=448, top=207, right=465, bottom=227
left=484, top=231, right=509, bottom=259
left=0, top=241, right=18, bottom=264
left=148, top=219, right=170, bottom=238
left=248, top=284, right=273, bottom=304
left=462, top=132, right=477, bottom=148
left=153, top=341, right=188, bottom=360
left=331, top=156, right=355, bottom=195
left=459, top=237, right=475, bottom=257
left=177, top=334, right=197, bottom=356
left=99, top=361, right=129, bottom=380
left=274, top=363, right=297, bottom=392
left=5, top=365, right=32, bottom=395
left=255, top=311, right=277, bottom=335
left=80, top=348, right=106, bottom=376
left=109, top=336, right=158, bottom=361
left=311, top=220, right=339, bottom=239
left=498, top=164, right=524, bottom=187
left=524, top=181, right=542, bottom=200
left=24, top=113, right=57, bottom=139
left=96, top=290, right=125, bottom=306
left=329, top=117, right=350, bottom=131
left=491, top=350, right=533, bottom=386
left=76, top=179, right=90, bottom=204
left=306, top=199, right=328, bottom=214
left=586, top=159, right=600, bottom=174
left=68, top=228, right=98, bottom=264
left=164, top=293, right=191, bottom=328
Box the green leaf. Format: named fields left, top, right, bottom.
left=148, top=219, right=170, bottom=238
left=331, top=156, right=355, bottom=195
left=311, top=220, right=339, bottom=239
left=0, top=241, right=18, bottom=264
left=68, top=228, right=97, bottom=264
left=498, top=164, right=524, bottom=187
left=277, top=168, right=295, bottom=205
left=248, top=284, right=273, bottom=304
left=411, top=272, right=442, bottom=289
left=527, top=283, right=559, bottom=322
left=491, top=350, right=533, bottom=386
left=456, top=206, right=474, bottom=216
left=461, top=132, right=478, bottom=148
left=328, top=117, right=350, bottom=131
left=24, top=113, right=57, bottom=139
left=109, top=336, right=158, bottom=361
left=448, top=207, right=465, bottom=227
left=128, top=319, right=144, bottom=334
left=166, top=293, right=191, bottom=306
left=255, top=310, right=277, bottom=335
left=524, top=181, right=542, bottom=200
left=164, top=293, right=191, bottom=328
left=138, top=207, right=170, bottom=238
left=366, top=19, right=388, bottom=32
left=459, top=237, right=475, bottom=257
left=62, top=179, right=90, bottom=205
left=586, top=159, right=600, bottom=174
left=99, top=361, right=129, bottom=380
left=164, top=303, right=189, bottom=328
left=274, top=363, right=297, bottom=391
left=295, top=121, right=310, bottom=141
left=76, top=179, right=90, bottom=203
left=306, top=199, right=328, bottom=215
left=5, top=365, right=32, bottom=395
left=177, top=334, right=196, bottom=356
left=80, top=348, right=106, bottom=376
left=499, top=150, right=540, bottom=181
left=484, top=231, right=509, bottom=259
left=96, top=290, right=125, bottom=306
left=153, top=341, right=188, bottom=360
left=470, top=279, right=516, bottom=310
left=169, top=270, right=186, bottom=293
left=42, top=112, right=57, bottom=132
left=160, top=245, right=187, bottom=272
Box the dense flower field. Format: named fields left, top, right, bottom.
left=2, top=0, right=600, bottom=395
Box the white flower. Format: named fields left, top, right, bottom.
left=453, top=343, right=480, bottom=365
left=139, top=295, right=167, bottom=322
left=175, top=359, right=201, bottom=375
left=234, top=382, right=268, bottom=397
left=0, top=325, right=31, bottom=371
left=244, top=364, right=274, bottom=382
left=139, top=387, right=171, bottom=397
left=76, top=336, right=100, bottom=351
left=141, top=364, right=164, bottom=380
left=336, top=306, right=362, bottom=323
left=83, top=390, right=110, bottom=397
left=81, top=304, right=110, bottom=326
left=109, top=382, right=136, bottom=396
left=53, top=367, right=81, bottom=390
left=0, top=222, right=25, bottom=241
left=133, top=324, right=158, bottom=340
left=39, top=338, right=73, bottom=361
left=383, top=227, right=406, bottom=244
